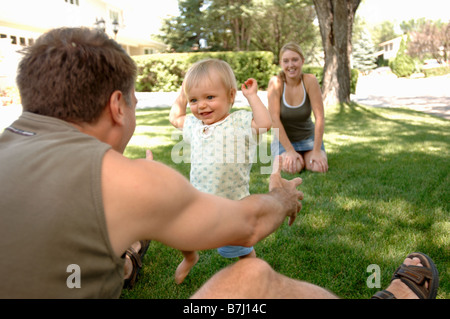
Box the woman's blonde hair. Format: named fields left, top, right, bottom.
left=278, top=42, right=305, bottom=83
left=183, top=59, right=237, bottom=101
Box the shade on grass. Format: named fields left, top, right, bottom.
left=121, top=102, right=449, bottom=299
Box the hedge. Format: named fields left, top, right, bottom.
left=133, top=51, right=277, bottom=92
left=296, top=66, right=358, bottom=95
left=423, top=66, right=450, bottom=78
left=132, top=52, right=358, bottom=94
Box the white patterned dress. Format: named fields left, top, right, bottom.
left=183, top=110, right=258, bottom=258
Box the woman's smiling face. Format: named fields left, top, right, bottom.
left=280, top=49, right=304, bottom=80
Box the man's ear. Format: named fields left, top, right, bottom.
left=108, top=90, right=125, bottom=126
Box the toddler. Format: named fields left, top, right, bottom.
left=169, top=59, right=271, bottom=284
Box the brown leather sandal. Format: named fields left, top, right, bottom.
left=372, top=252, right=439, bottom=299
left=123, top=240, right=151, bottom=289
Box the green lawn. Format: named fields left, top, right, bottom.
left=121, top=102, right=449, bottom=299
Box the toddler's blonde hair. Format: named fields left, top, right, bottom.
left=183, top=59, right=237, bottom=104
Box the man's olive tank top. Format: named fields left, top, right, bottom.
left=0, top=112, right=124, bottom=298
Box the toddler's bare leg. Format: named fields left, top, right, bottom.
left=175, top=250, right=199, bottom=284
left=239, top=249, right=256, bottom=259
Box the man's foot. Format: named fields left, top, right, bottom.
left=123, top=240, right=151, bottom=289
left=175, top=252, right=199, bottom=284
left=373, top=252, right=439, bottom=299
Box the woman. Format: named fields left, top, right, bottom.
left=268, top=42, right=328, bottom=173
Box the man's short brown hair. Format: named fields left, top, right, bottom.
left=16, top=27, right=137, bottom=123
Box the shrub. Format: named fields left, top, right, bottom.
left=423, top=66, right=450, bottom=77
left=303, top=65, right=324, bottom=85
left=133, top=52, right=277, bottom=92
left=390, top=55, right=415, bottom=78
left=351, top=68, right=359, bottom=94
left=133, top=54, right=190, bottom=92
left=133, top=53, right=359, bottom=94
left=389, top=36, right=415, bottom=78
left=302, top=65, right=359, bottom=94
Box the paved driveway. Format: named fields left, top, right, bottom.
left=351, top=73, right=450, bottom=120
left=137, top=74, right=450, bottom=120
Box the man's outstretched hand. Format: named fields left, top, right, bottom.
left=269, top=156, right=303, bottom=226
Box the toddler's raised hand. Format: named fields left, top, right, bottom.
left=241, top=78, right=258, bottom=97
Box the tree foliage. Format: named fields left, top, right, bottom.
left=371, top=20, right=400, bottom=46
left=158, top=0, right=319, bottom=57
left=159, top=0, right=206, bottom=52
left=352, top=28, right=377, bottom=73
left=250, top=0, right=320, bottom=63
left=407, top=19, right=450, bottom=62
left=158, top=0, right=366, bottom=106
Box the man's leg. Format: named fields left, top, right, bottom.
left=191, top=258, right=338, bottom=299
left=191, top=254, right=438, bottom=299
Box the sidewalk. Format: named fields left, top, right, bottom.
left=2, top=74, right=448, bottom=131
left=0, top=104, right=22, bottom=131
left=351, top=73, right=450, bottom=120
left=135, top=91, right=269, bottom=109
left=0, top=91, right=269, bottom=130
left=137, top=75, right=450, bottom=120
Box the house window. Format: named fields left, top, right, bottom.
left=65, top=0, right=79, bottom=6
left=2, top=34, right=35, bottom=46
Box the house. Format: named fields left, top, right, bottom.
left=0, top=0, right=167, bottom=88
left=376, top=36, right=404, bottom=61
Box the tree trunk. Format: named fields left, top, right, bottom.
left=313, top=0, right=361, bottom=106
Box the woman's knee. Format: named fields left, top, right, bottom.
left=280, top=152, right=304, bottom=174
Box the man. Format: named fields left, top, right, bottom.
left=0, top=27, right=301, bottom=298
left=0, top=27, right=438, bottom=299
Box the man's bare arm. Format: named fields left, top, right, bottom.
left=103, top=151, right=303, bottom=256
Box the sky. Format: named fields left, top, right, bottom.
left=135, top=0, right=449, bottom=36
left=357, top=0, right=450, bottom=25
left=125, top=0, right=180, bottom=36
